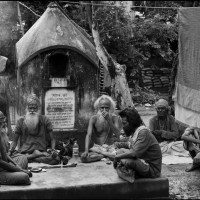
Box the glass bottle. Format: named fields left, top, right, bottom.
left=72, top=140, right=79, bottom=163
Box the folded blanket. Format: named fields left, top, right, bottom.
left=160, top=141, right=189, bottom=157
left=160, top=141, right=192, bottom=164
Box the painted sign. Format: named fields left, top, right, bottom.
left=50, top=78, right=68, bottom=87
left=45, top=89, right=75, bottom=130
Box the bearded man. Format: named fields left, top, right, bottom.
left=10, top=94, right=59, bottom=165
left=149, top=99, right=179, bottom=143
left=81, top=95, right=122, bottom=162
left=149, top=99, right=190, bottom=165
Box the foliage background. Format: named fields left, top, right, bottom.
left=18, top=1, right=199, bottom=103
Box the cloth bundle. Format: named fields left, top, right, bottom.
left=116, top=161, right=135, bottom=183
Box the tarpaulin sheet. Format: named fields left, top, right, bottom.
left=174, top=7, right=200, bottom=128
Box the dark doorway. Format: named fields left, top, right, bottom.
left=49, top=53, right=69, bottom=78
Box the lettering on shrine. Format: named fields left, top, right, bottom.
left=45, top=89, right=75, bottom=130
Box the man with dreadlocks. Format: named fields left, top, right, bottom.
left=113, top=108, right=162, bottom=180
left=10, top=94, right=60, bottom=165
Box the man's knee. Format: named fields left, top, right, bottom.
left=33, top=149, right=42, bottom=155
left=0, top=172, right=30, bottom=185
left=17, top=173, right=30, bottom=185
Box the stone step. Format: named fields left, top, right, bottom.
left=0, top=162, right=169, bottom=199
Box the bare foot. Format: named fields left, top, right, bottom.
left=185, top=164, right=200, bottom=172
left=27, top=150, right=49, bottom=160
left=42, top=152, right=49, bottom=157
left=33, top=150, right=43, bottom=157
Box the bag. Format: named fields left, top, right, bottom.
left=57, top=138, right=76, bottom=158
left=116, top=162, right=135, bottom=183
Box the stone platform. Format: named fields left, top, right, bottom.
left=0, top=161, right=169, bottom=199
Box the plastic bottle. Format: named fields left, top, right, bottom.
left=72, top=140, right=79, bottom=163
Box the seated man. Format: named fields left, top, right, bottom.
left=10, top=94, right=59, bottom=165
left=181, top=127, right=200, bottom=172
left=81, top=95, right=122, bottom=162
left=113, top=107, right=162, bottom=179
left=149, top=99, right=190, bottom=162
left=149, top=99, right=179, bottom=143
left=0, top=111, right=31, bottom=185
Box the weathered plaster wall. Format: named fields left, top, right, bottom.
left=18, top=49, right=99, bottom=151
left=72, top=52, right=99, bottom=129
left=18, top=56, right=43, bottom=116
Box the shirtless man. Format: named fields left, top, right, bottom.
left=81, top=95, right=122, bottom=162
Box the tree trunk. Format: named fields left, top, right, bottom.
left=88, top=1, right=134, bottom=109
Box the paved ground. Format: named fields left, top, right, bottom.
left=0, top=161, right=169, bottom=199
left=162, top=164, right=200, bottom=199
left=137, top=105, right=200, bottom=199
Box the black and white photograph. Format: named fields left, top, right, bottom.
left=0, top=1, right=200, bottom=199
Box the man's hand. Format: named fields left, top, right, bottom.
left=81, top=151, right=89, bottom=158
left=15, top=164, right=33, bottom=177
left=8, top=149, right=15, bottom=156
left=22, top=169, right=33, bottom=177
left=43, top=152, right=49, bottom=157
left=8, top=151, right=13, bottom=156
left=101, top=111, right=110, bottom=121
left=153, top=130, right=162, bottom=136
left=194, top=152, right=200, bottom=165
left=91, top=148, right=101, bottom=153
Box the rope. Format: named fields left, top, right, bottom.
left=18, top=2, right=41, bottom=18
left=99, top=64, right=104, bottom=96
left=59, top=1, right=179, bottom=9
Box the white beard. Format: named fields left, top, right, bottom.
left=24, top=112, right=39, bottom=134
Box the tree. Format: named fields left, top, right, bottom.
left=18, top=1, right=134, bottom=108
left=17, top=1, right=199, bottom=106
left=88, top=1, right=134, bottom=108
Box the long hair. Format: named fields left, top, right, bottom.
left=119, top=107, right=144, bottom=130
left=94, top=95, right=116, bottom=113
